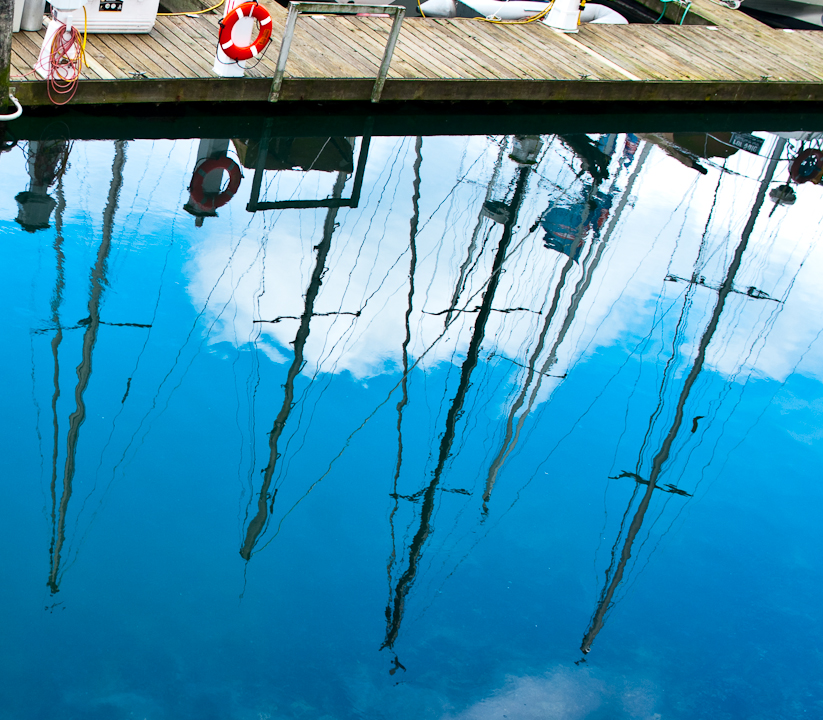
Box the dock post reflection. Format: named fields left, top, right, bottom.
left=580, top=137, right=787, bottom=655
left=15, top=139, right=69, bottom=232
left=382, top=154, right=533, bottom=653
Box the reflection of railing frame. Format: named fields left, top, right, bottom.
left=246, top=130, right=371, bottom=211
left=269, top=2, right=405, bottom=103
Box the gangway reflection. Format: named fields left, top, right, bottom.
left=246, top=121, right=369, bottom=212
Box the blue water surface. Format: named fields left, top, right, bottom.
left=1, top=129, right=822, bottom=719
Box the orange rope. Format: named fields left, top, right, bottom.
left=46, top=23, right=85, bottom=106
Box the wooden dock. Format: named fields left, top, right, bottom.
left=8, top=0, right=823, bottom=107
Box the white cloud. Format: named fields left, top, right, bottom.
left=442, top=666, right=662, bottom=720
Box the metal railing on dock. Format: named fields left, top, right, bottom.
left=269, top=1, right=406, bottom=103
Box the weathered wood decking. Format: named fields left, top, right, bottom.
left=9, top=0, right=823, bottom=107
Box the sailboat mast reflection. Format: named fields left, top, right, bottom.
left=482, top=135, right=648, bottom=513
left=48, top=141, right=127, bottom=594
left=383, top=151, right=534, bottom=652
left=389, top=137, right=423, bottom=581
left=240, top=170, right=348, bottom=561
left=482, top=135, right=644, bottom=512
left=581, top=137, right=787, bottom=655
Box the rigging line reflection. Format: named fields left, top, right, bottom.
left=634, top=200, right=714, bottom=480
left=640, top=223, right=823, bottom=580
left=240, top=170, right=348, bottom=562
left=256, top=152, right=551, bottom=560
left=481, top=182, right=602, bottom=510
left=621, top=241, right=810, bottom=603
left=445, top=141, right=507, bottom=329
left=249, top=141, right=407, bottom=489
left=388, top=137, right=423, bottom=627
left=483, top=140, right=651, bottom=513
left=580, top=136, right=787, bottom=656
left=108, top=133, right=339, bottom=482
left=48, top=141, right=127, bottom=595
left=382, top=160, right=533, bottom=653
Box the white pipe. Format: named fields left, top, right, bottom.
left=419, top=0, right=626, bottom=23
left=461, top=0, right=550, bottom=18
left=0, top=91, right=23, bottom=122
left=580, top=3, right=628, bottom=23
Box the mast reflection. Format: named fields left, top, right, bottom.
left=383, top=150, right=534, bottom=653
left=483, top=135, right=641, bottom=512
left=240, top=170, right=348, bottom=561
left=388, top=137, right=423, bottom=598
left=580, top=136, right=787, bottom=655
left=48, top=141, right=127, bottom=594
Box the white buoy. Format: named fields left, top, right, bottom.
left=543, top=0, right=583, bottom=32
left=417, top=0, right=457, bottom=17
left=580, top=3, right=627, bottom=23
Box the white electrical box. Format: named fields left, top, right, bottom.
left=79, top=0, right=161, bottom=33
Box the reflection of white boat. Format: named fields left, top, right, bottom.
left=418, top=0, right=627, bottom=22
left=742, top=0, right=823, bottom=28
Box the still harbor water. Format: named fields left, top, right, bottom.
left=1, top=125, right=822, bottom=719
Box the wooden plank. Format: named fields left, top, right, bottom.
left=676, top=25, right=822, bottom=81
left=153, top=18, right=217, bottom=76
left=331, top=17, right=428, bottom=78
left=389, top=21, right=473, bottom=78
left=492, top=22, right=600, bottom=78
left=396, top=21, right=488, bottom=79
left=12, top=30, right=100, bottom=81
left=711, top=29, right=823, bottom=82
left=10, top=36, right=39, bottom=76
left=392, top=31, right=457, bottom=78
left=282, top=22, right=354, bottom=77
left=279, top=17, right=378, bottom=78
left=654, top=27, right=768, bottom=81
left=78, top=36, right=130, bottom=79
left=336, top=16, right=439, bottom=80
left=118, top=32, right=187, bottom=78
left=424, top=20, right=543, bottom=80
left=629, top=26, right=749, bottom=80
left=90, top=34, right=143, bottom=76
left=578, top=26, right=697, bottom=80
left=446, top=20, right=565, bottom=77
left=101, top=33, right=175, bottom=78
left=10, top=47, right=36, bottom=80
left=406, top=21, right=501, bottom=80
left=511, top=23, right=631, bottom=80
left=338, top=17, right=428, bottom=76
left=743, top=29, right=823, bottom=80
left=139, top=29, right=198, bottom=77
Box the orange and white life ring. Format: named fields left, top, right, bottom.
left=189, top=157, right=243, bottom=212
left=790, top=148, right=823, bottom=185
left=218, top=1, right=273, bottom=62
